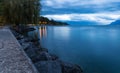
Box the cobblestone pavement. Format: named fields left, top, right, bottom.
left=0, top=28, right=38, bottom=73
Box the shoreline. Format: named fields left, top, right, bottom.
left=11, top=27, right=83, bottom=73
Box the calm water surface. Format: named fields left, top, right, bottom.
left=39, top=26, right=120, bottom=73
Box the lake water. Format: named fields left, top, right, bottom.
left=39, top=26, right=120, bottom=73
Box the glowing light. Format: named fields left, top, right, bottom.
left=39, top=26, right=47, bottom=38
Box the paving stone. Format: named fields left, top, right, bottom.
left=0, top=28, right=38, bottom=73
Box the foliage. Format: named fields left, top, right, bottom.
left=0, top=0, right=3, bottom=15
left=0, top=0, right=4, bottom=25
left=2, top=0, right=41, bottom=25
left=39, top=16, right=69, bottom=26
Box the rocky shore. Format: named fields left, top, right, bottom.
left=11, top=27, right=83, bottom=73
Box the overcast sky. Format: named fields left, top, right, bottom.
left=41, top=0, right=120, bottom=25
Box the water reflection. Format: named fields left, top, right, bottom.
left=53, top=27, right=70, bottom=39
left=40, top=26, right=120, bottom=73
left=39, top=26, right=47, bottom=38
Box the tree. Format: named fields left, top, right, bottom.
left=0, top=0, right=4, bottom=24
left=2, top=0, right=41, bottom=26
left=0, top=0, right=2, bottom=15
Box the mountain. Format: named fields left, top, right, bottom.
left=67, top=21, right=100, bottom=26
left=110, top=20, right=120, bottom=25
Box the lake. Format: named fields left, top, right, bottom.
left=39, top=26, right=120, bottom=73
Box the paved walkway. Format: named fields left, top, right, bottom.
left=0, top=28, right=38, bottom=73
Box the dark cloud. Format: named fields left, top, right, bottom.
left=41, top=0, right=120, bottom=25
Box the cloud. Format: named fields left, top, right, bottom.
left=41, top=0, right=120, bottom=15
left=41, top=0, right=120, bottom=25
left=43, top=11, right=120, bottom=25
left=42, top=0, right=120, bottom=8
left=44, top=14, right=71, bottom=21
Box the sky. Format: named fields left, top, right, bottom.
left=41, top=0, right=120, bottom=25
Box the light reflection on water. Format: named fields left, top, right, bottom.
left=53, top=27, right=70, bottom=40
left=39, top=26, right=47, bottom=38
left=39, top=26, right=120, bottom=73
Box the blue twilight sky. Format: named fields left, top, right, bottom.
left=41, top=0, right=120, bottom=25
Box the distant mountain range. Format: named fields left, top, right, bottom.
left=67, top=21, right=100, bottom=25
left=110, top=20, right=120, bottom=25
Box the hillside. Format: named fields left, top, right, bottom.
left=39, top=16, right=69, bottom=26
left=110, top=20, right=120, bottom=25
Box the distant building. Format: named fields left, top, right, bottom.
left=39, top=21, right=47, bottom=25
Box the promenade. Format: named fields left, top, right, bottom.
left=0, top=27, right=38, bottom=73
